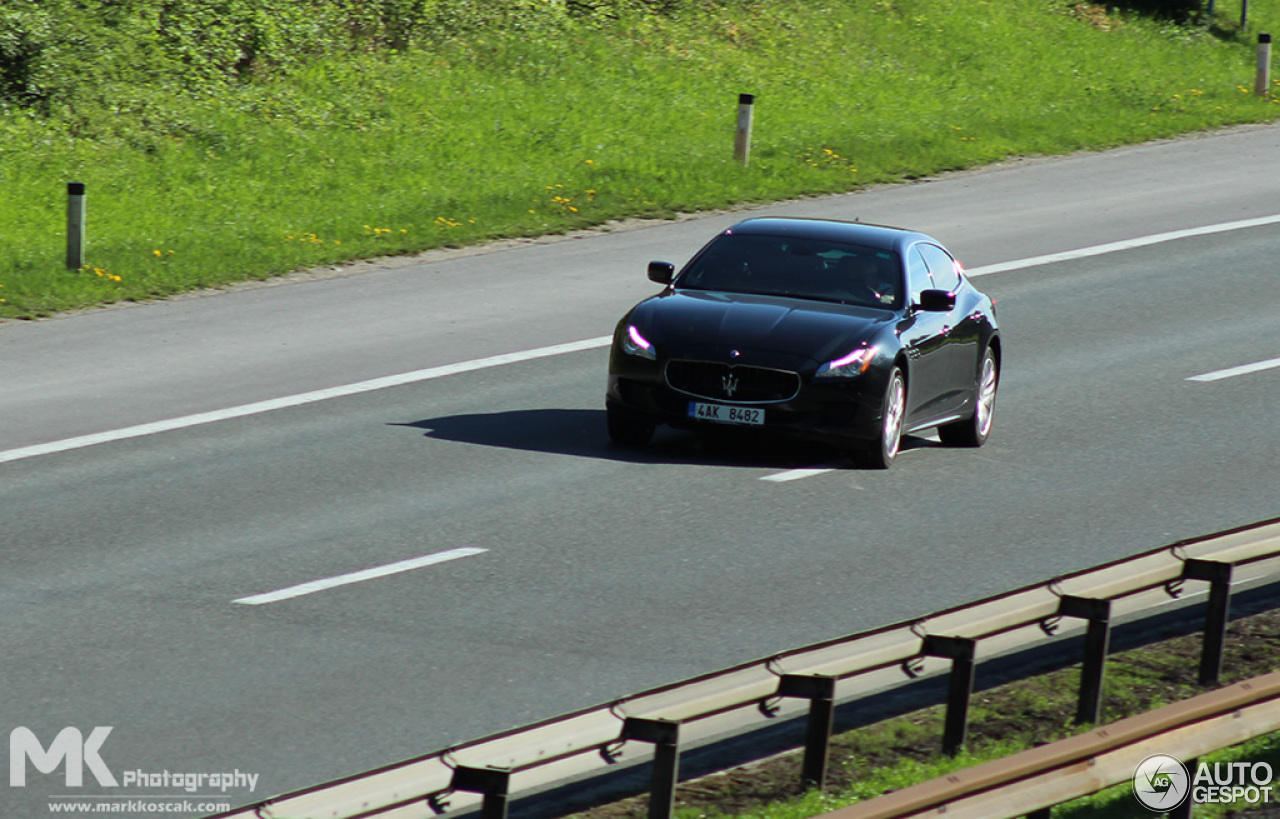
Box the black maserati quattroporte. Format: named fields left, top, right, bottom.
left=605, top=217, right=1001, bottom=468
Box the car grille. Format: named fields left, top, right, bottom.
left=665, top=360, right=801, bottom=403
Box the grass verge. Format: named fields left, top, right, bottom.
left=4, top=0, right=1280, bottom=318
left=565, top=607, right=1280, bottom=818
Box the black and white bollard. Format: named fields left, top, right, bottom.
left=734, top=93, right=755, bottom=165
left=1257, top=34, right=1272, bottom=97
left=66, top=182, right=86, bottom=270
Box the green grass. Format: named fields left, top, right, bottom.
left=3, top=0, right=1280, bottom=319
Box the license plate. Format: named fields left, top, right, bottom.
left=688, top=402, right=764, bottom=426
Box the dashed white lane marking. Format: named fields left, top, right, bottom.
left=0, top=337, right=611, bottom=465
left=233, top=547, right=488, bottom=605
left=1188, top=357, right=1280, bottom=382
left=761, top=468, right=838, bottom=482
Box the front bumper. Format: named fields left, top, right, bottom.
left=606, top=364, right=889, bottom=445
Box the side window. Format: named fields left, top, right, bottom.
left=919, top=243, right=961, bottom=292
left=906, top=246, right=933, bottom=305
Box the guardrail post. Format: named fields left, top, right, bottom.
left=449, top=765, right=512, bottom=819
left=1170, top=757, right=1197, bottom=819
left=777, top=674, right=837, bottom=789
left=1183, top=559, right=1233, bottom=687
left=922, top=636, right=977, bottom=756
left=623, top=717, right=681, bottom=819
left=1057, top=596, right=1112, bottom=725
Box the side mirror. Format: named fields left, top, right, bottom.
left=917, top=289, right=956, bottom=312
left=648, top=261, right=675, bottom=285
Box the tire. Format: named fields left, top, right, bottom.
left=862, top=366, right=906, bottom=469
left=939, top=346, right=998, bottom=448
left=606, top=403, right=655, bottom=447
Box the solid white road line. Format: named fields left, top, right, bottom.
left=965, top=213, right=1280, bottom=278
left=233, top=547, right=488, bottom=605
left=1188, top=357, right=1280, bottom=382
left=0, top=336, right=612, bottom=465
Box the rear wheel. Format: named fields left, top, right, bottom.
left=861, top=366, right=905, bottom=469
left=939, top=346, right=998, bottom=447
left=606, top=403, right=655, bottom=447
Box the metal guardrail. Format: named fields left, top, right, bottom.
left=207, top=516, right=1280, bottom=819
left=815, top=669, right=1280, bottom=819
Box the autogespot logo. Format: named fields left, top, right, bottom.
left=1134, top=754, right=1191, bottom=811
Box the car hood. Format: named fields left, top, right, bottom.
left=631, top=290, right=892, bottom=367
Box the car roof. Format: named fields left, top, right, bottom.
left=725, top=216, right=935, bottom=254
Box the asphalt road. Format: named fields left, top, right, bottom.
left=3, top=125, right=1280, bottom=816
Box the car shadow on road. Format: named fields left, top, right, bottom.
left=394, top=408, right=942, bottom=470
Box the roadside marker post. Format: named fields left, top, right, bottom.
left=1257, top=34, right=1272, bottom=96
left=66, top=181, right=86, bottom=270
left=734, top=93, right=755, bottom=165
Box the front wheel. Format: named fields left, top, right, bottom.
left=861, top=366, right=906, bottom=469
left=939, top=347, right=998, bottom=448
left=606, top=403, right=655, bottom=447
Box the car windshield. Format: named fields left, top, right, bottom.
left=676, top=233, right=903, bottom=309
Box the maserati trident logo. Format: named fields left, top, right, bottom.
left=722, top=373, right=739, bottom=397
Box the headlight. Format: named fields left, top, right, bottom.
left=622, top=325, right=656, bottom=360
left=814, top=345, right=877, bottom=379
